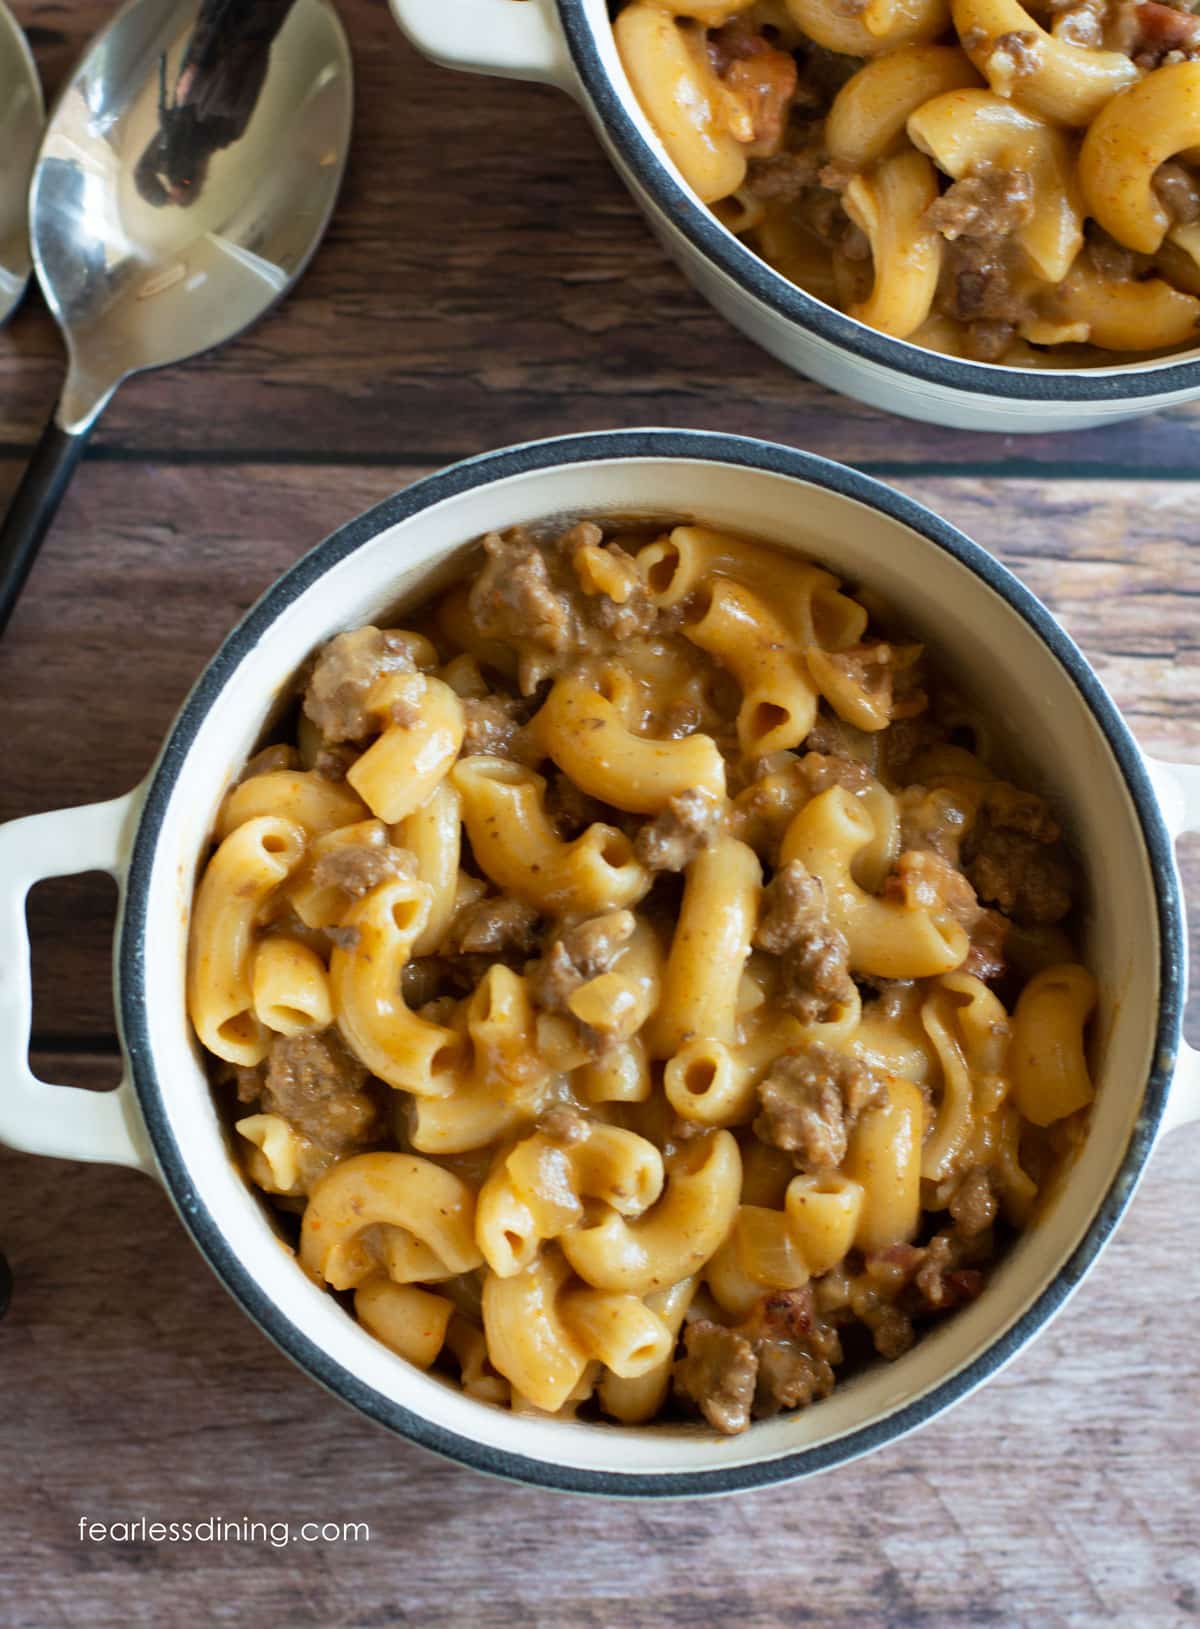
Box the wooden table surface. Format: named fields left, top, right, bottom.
left=2, top=3, right=1198, bottom=1625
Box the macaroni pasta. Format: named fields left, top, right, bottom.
left=614, top=0, right=1200, bottom=365
left=191, top=515, right=1096, bottom=1435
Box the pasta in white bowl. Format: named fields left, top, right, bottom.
left=0, top=431, right=1195, bottom=1492
left=611, top=0, right=1200, bottom=367
left=193, top=507, right=1103, bottom=1435
left=390, top=0, right=1200, bottom=431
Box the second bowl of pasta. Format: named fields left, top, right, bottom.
left=0, top=428, right=1195, bottom=1495
left=390, top=0, right=1200, bottom=433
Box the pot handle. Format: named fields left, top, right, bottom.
left=387, top=0, right=572, bottom=90
left=0, top=790, right=156, bottom=1175
left=1145, top=756, right=1200, bottom=1137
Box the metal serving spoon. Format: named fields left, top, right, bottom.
left=0, top=0, right=353, bottom=633
left=0, top=0, right=43, bottom=326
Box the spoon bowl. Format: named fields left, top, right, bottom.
left=0, top=0, right=353, bottom=631
left=0, top=0, right=44, bottom=326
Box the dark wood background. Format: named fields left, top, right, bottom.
left=1, top=3, right=1197, bottom=1624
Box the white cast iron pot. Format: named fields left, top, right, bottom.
left=388, top=0, right=1200, bottom=435
left=0, top=431, right=1196, bottom=1496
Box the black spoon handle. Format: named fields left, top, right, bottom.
left=0, top=408, right=94, bottom=636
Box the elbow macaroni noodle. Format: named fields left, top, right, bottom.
left=190, top=515, right=1097, bottom=1434
left=613, top=0, right=1200, bottom=364
left=844, top=147, right=944, bottom=337
left=781, top=788, right=970, bottom=977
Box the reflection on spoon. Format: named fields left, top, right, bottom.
left=135, top=0, right=300, bottom=208
left=0, top=2, right=44, bottom=325
left=0, top=0, right=353, bottom=635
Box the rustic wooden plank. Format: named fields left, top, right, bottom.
left=1, top=462, right=1194, bottom=1041
left=5, top=1, right=1200, bottom=473
left=2, top=1053, right=1196, bottom=1628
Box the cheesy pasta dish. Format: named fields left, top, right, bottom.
left=612, top=0, right=1200, bottom=365
left=188, top=519, right=1096, bottom=1435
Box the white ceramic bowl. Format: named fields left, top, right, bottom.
left=1, top=430, right=1196, bottom=1495
left=388, top=0, right=1200, bottom=435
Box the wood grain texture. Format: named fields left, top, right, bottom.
left=0, top=0, right=1197, bottom=1623
left=3, top=0, right=1200, bottom=473
left=1, top=1059, right=1196, bottom=1629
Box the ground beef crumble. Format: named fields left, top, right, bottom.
left=465, top=523, right=668, bottom=688
left=755, top=1042, right=887, bottom=1171
left=310, top=842, right=412, bottom=899
left=745, top=148, right=822, bottom=203
left=634, top=789, right=724, bottom=872
left=883, top=710, right=951, bottom=781
left=913, top=1232, right=986, bottom=1311
left=866, top=1225, right=992, bottom=1317
left=927, top=163, right=1035, bottom=243
left=674, top=1321, right=759, bottom=1435
left=260, top=1029, right=379, bottom=1156
left=674, top=1288, right=841, bottom=1434
left=303, top=627, right=416, bottom=744
left=1154, top=158, right=1200, bottom=225
left=949, top=1166, right=998, bottom=1238
left=461, top=694, right=535, bottom=759
left=1086, top=226, right=1139, bottom=283
left=798, top=750, right=874, bottom=797
left=754, top=859, right=857, bottom=1022
left=965, top=814, right=1074, bottom=925
left=537, top=1104, right=590, bottom=1145
left=965, top=320, right=1020, bottom=363
left=868, top=1304, right=917, bottom=1360
left=528, top=911, right=637, bottom=1016
left=448, top=895, right=541, bottom=959
left=1119, top=0, right=1200, bottom=64
left=940, top=238, right=1027, bottom=329
left=705, top=9, right=800, bottom=161
left=803, top=713, right=855, bottom=757
left=707, top=14, right=772, bottom=72
left=313, top=743, right=358, bottom=782
left=226, top=1060, right=267, bottom=1104
left=742, top=1287, right=841, bottom=1417
left=468, top=529, right=579, bottom=690
left=984, top=782, right=1061, bottom=844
